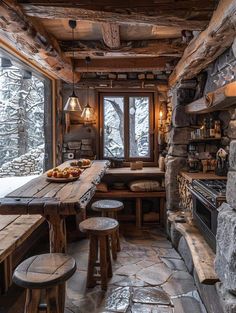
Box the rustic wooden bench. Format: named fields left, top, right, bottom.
left=94, top=190, right=166, bottom=228
left=168, top=212, right=219, bottom=284
left=0, top=214, right=45, bottom=293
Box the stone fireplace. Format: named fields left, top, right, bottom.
left=165, top=43, right=236, bottom=312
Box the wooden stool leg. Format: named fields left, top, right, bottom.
left=46, top=286, right=59, bottom=313
left=100, top=236, right=108, bottom=290
left=111, top=232, right=117, bottom=260
left=58, top=283, right=65, bottom=313
left=116, top=228, right=121, bottom=252
left=87, top=235, right=98, bottom=288
left=24, top=289, right=41, bottom=313
left=106, top=236, right=112, bottom=278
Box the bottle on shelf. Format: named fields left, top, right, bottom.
left=209, top=118, right=215, bottom=138
left=203, top=118, right=209, bottom=138
left=214, top=120, right=221, bottom=138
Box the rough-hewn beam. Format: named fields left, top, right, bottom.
left=61, top=39, right=186, bottom=58
left=185, top=81, right=236, bottom=114
left=20, top=2, right=215, bottom=30
left=75, top=57, right=174, bottom=73
left=169, top=0, right=236, bottom=86
left=71, top=78, right=168, bottom=90
left=0, top=0, right=80, bottom=83
left=101, top=23, right=120, bottom=49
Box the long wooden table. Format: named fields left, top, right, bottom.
left=0, top=160, right=109, bottom=253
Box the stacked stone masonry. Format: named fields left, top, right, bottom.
left=0, top=145, right=44, bottom=177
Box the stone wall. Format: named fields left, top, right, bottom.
left=0, top=145, right=44, bottom=177
left=165, top=85, right=195, bottom=211
left=215, top=136, right=236, bottom=312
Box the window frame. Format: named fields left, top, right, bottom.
left=99, top=91, right=156, bottom=164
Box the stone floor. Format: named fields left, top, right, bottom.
left=65, top=225, right=207, bottom=313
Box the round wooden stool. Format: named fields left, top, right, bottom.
left=13, top=253, right=76, bottom=313
left=79, top=217, right=118, bottom=290
left=91, top=200, right=123, bottom=259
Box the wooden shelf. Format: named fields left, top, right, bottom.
left=189, top=138, right=221, bottom=143
left=95, top=189, right=166, bottom=198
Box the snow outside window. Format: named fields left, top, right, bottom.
left=101, top=93, right=154, bottom=162
left=0, top=56, right=46, bottom=177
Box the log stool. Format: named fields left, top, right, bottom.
left=91, top=200, right=123, bottom=260
left=79, top=217, right=118, bottom=290
left=13, top=253, right=76, bottom=313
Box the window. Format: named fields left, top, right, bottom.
left=0, top=49, right=52, bottom=176
left=100, top=92, right=154, bottom=162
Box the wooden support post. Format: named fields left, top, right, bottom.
left=46, top=215, right=67, bottom=253
left=2, top=255, right=13, bottom=293
left=159, top=197, right=166, bottom=226
left=136, top=198, right=142, bottom=228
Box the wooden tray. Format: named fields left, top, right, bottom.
left=81, top=163, right=92, bottom=169
left=46, top=176, right=79, bottom=183
left=70, top=162, right=92, bottom=169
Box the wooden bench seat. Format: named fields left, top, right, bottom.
left=168, top=212, right=219, bottom=284
left=94, top=190, right=166, bottom=227
left=0, top=214, right=45, bottom=293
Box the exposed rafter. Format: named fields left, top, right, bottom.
left=61, top=39, right=186, bottom=58
left=101, top=23, right=120, bottom=49
left=75, top=57, right=174, bottom=73
left=0, top=0, right=80, bottom=83
left=169, top=0, right=236, bottom=86
left=19, top=1, right=216, bottom=30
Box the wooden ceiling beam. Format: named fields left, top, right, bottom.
left=61, top=39, right=186, bottom=58
left=20, top=3, right=215, bottom=30
left=101, top=23, right=120, bottom=49
left=169, top=0, right=236, bottom=86
left=0, top=0, right=80, bottom=83
left=75, top=57, right=174, bottom=73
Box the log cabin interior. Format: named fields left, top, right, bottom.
left=0, top=0, right=236, bottom=312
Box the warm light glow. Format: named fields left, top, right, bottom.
left=81, top=103, right=95, bottom=122
left=160, top=110, right=163, bottom=119
left=63, top=93, right=82, bottom=112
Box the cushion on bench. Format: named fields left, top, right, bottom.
left=129, top=180, right=162, bottom=192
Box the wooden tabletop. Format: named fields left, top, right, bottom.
left=179, top=171, right=227, bottom=183
left=0, top=160, right=109, bottom=216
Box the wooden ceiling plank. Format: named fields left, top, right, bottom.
left=75, top=57, right=174, bottom=73
left=0, top=0, right=80, bottom=83
left=101, top=23, right=120, bottom=49
left=61, top=39, right=186, bottom=58
left=169, top=0, right=236, bottom=86
left=20, top=4, right=213, bottom=30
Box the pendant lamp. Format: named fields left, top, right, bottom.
left=81, top=56, right=95, bottom=123
left=64, top=20, right=82, bottom=112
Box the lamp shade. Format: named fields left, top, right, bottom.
left=63, top=91, right=82, bottom=112
left=81, top=103, right=95, bottom=122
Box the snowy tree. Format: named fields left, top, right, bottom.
left=0, top=65, right=45, bottom=167
left=103, top=96, right=150, bottom=158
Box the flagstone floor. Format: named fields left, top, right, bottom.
left=65, top=225, right=207, bottom=313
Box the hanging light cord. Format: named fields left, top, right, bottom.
left=72, top=24, right=75, bottom=94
